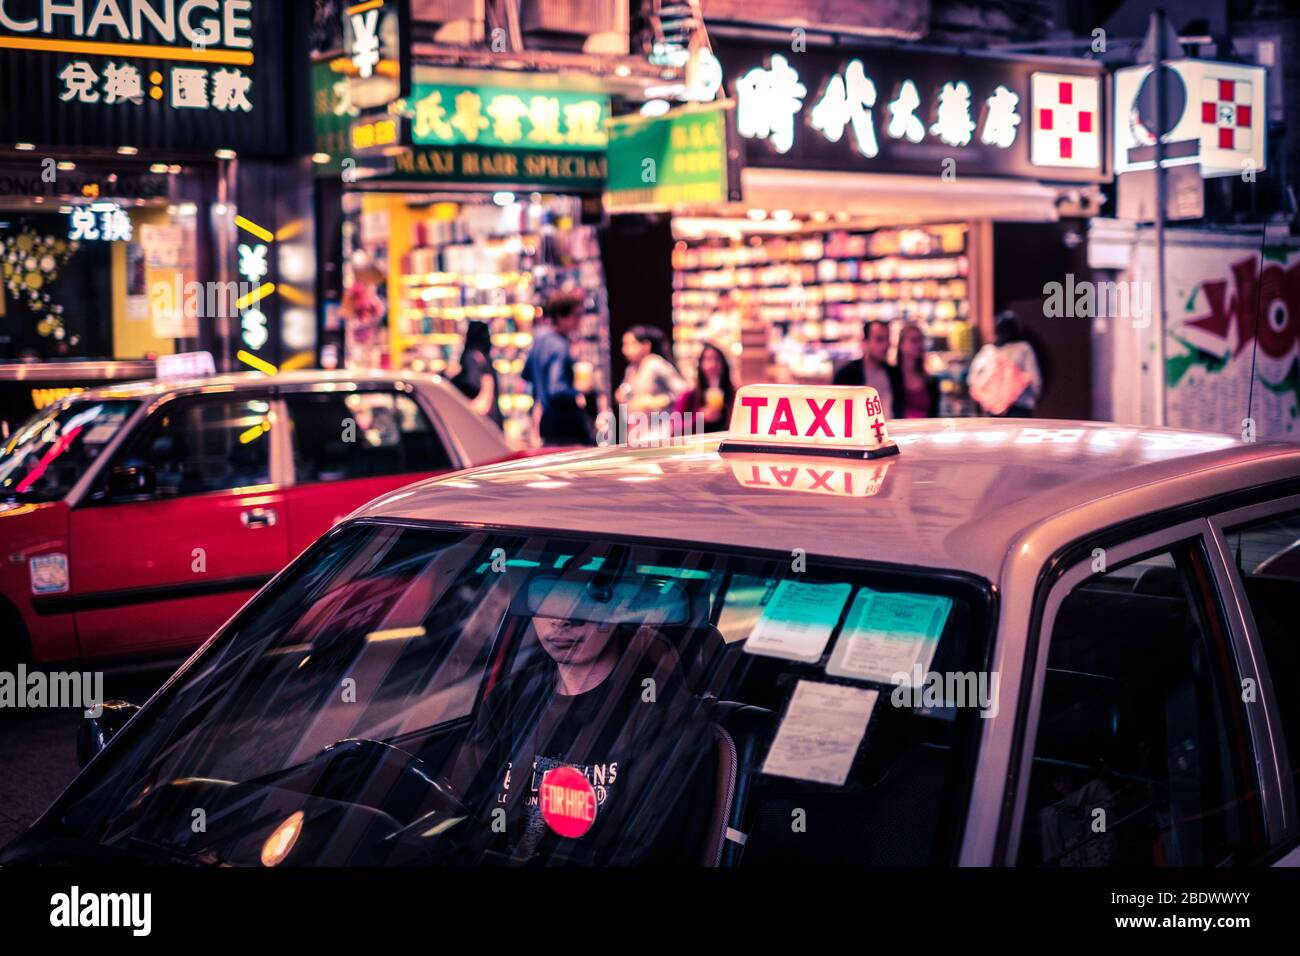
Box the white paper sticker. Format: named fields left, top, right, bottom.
left=743, top=580, right=852, bottom=663
left=762, top=680, right=878, bottom=785
left=81, top=423, right=121, bottom=445
left=30, top=553, right=70, bottom=595
left=826, top=588, right=952, bottom=684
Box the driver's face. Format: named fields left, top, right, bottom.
left=533, top=616, right=617, bottom=667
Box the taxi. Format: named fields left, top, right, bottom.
left=0, top=370, right=519, bottom=668
left=6, top=383, right=1300, bottom=868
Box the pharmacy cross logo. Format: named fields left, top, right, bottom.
left=1030, top=72, right=1100, bottom=168
left=1201, top=78, right=1253, bottom=151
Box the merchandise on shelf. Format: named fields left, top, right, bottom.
left=671, top=222, right=974, bottom=409
left=394, top=196, right=611, bottom=446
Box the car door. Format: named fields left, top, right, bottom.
left=1207, top=493, right=1300, bottom=863
left=1005, top=519, right=1279, bottom=867
left=69, top=391, right=289, bottom=657
left=279, top=385, right=457, bottom=557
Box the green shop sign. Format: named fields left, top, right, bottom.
left=382, top=80, right=610, bottom=189
left=409, top=82, right=608, bottom=151
left=389, top=144, right=607, bottom=189
left=605, top=104, right=739, bottom=211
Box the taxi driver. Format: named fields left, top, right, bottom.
left=444, top=575, right=717, bottom=865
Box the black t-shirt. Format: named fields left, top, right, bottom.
left=452, top=348, right=503, bottom=427
left=455, top=645, right=716, bottom=865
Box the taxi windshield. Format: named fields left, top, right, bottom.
left=0, top=399, right=138, bottom=502
left=52, top=522, right=992, bottom=866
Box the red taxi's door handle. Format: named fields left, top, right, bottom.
left=240, top=507, right=278, bottom=529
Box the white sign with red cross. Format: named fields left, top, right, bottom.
left=1114, top=59, right=1267, bottom=179
left=1201, top=76, right=1253, bottom=152
left=1030, top=72, right=1101, bottom=169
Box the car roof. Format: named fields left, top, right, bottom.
left=355, top=419, right=1300, bottom=581
left=73, top=369, right=444, bottom=401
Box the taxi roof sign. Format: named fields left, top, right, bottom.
left=719, top=384, right=900, bottom=460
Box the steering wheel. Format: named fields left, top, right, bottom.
left=313, top=738, right=467, bottom=817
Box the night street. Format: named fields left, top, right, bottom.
left=1, top=0, right=1298, bottom=941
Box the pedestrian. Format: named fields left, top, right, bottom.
left=896, top=323, right=940, bottom=418
left=451, top=320, right=503, bottom=428
left=832, top=320, right=900, bottom=415
left=968, top=310, right=1042, bottom=418
left=617, top=325, right=686, bottom=413
left=673, top=342, right=735, bottom=433
left=522, top=290, right=593, bottom=446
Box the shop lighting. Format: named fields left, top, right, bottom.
left=15, top=142, right=34, bottom=150
left=117, top=146, right=138, bottom=156
left=773, top=209, right=794, bottom=222
left=168, top=165, right=181, bottom=174
left=640, top=99, right=671, bottom=117
left=215, top=149, right=237, bottom=160
left=56, top=161, right=74, bottom=171
left=177, top=203, right=197, bottom=216
left=492, top=192, right=515, bottom=206
left=150, top=163, right=169, bottom=174
left=746, top=209, right=767, bottom=221
left=311, top=153, right=331, bottom=164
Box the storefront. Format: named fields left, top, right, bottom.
left=0, top=0, right=314, bottom=431
left=604, top=39, right=1109, bottom=419
left=314, top=14, right=628, bottom=445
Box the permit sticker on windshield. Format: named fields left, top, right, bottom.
left=825, top=588, right=952, bottom=684
left=81, top=422, right=121, bottom=445
left=743, top=580, right=852, bottom=663
left=762, top=680, right=878, bottom=786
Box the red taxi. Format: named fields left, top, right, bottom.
left=0, top=370, right=518, bottom=668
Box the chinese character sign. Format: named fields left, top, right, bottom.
left=68, top=204, right=132, bottom=243
left=409, top=83, right=609, bottom=151
left=0, top=0, right=286, bottom=154
left=719, top=40, right=1106, bottom=182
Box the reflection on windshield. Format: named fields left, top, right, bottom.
left=0, top=399, right=137, bottom=501
left=44, top=524, right=989, bottom=867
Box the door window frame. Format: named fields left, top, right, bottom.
left=1207, top=491, right=1300, bottom=855
left=1001, top=517, right=1278, bottom=865
left=77, top=388, right=285, bottom=507
left=277, top=382, right=463, bottom=487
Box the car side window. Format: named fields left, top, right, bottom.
left=113, top=396, right=273, bottom=498
left=1017, top=544, right=1265, bottom=866
left=286, top=390, right=452, bottom=483
left=1224, top=510, right=1300, bottom=777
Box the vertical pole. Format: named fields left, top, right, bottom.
left=1152, top=9, right=1168, bottom=425
left=216, top=157, right=233, bottom=373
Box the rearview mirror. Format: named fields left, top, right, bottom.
left=106, top=465, right=155, bottom=499
left=77, top=700, right=140, bottom=768
left=525, top=575, right=690, bottom=626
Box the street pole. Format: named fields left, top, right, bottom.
left=1152, top=8, right=1168, bottom=426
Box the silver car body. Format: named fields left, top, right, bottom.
left=347, top=418, right=1300, bottom=865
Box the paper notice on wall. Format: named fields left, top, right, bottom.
left=743, top=580, right=852, bottom=663
left=140, top=225, right=182, bottom=269
left=825, top=588, right=952, bottom=684
left=762, top=680, right=878, bottom=786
